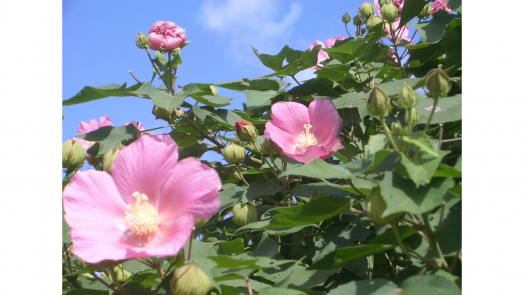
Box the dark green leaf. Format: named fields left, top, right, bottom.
left=258, top=288, right=307, bottom=295
left=401, top=274, right=461, bottom=295
left=122, top=271, right=161, bottom=288
left=65, top=289, right=109, bottom=295
left=215, top=78, right=286, bottom=91
left=193, top=95, right=234, bottom=107
left=243, top=181, right=281, bottom=203
left=240, top=90, right=278, bottom=111
left=63, top=83, right=141, bottom=106
left=399, top=0, right=430, bottom=28
left=217, top=239, right=245, bottom=256
left=207, top=255, right=293, bottom=270
left=279, top=158, right=373, bottom=180
left=263, top=46, right=323, bottom=78
left=308, top=244, right=394, bottom=269
left=448, top=0, right=462, bottom=13
left=433, top=163, right=462, bottom=178
left=326, top=278, right=399, bottom=295
left=288, top=78, right=342, bottom=101
left=411, top=13, right=459, bottom=44
left=76, top=125, right=140, bottom=156
left=368, top=225, right=418, bottom=245
left=251, top=44, right=289, bottom=72
left=130, top=82, right=201, bottom=109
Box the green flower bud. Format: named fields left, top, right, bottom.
left=381, top=3, right=399, bottom=23
left=406, top=107, right=420, bottom=126
left=391, top=121, right=407, bottom=137
left=62, top=139, right=87, bottom=170
left=262, top=138, right=282, bottom=155
left=102, top=147, right=120, bottom=175
left=353, top=14, right=365, bottom=26
left=397, top=83, right=418, bottom=109
left=194, top=218, right=210, bottom=228
left=379, top=0, right=389, bottom=7
left=135, top=32, right=150, bottom=49
left=366, top=187, right=404, bottom=225
left=223, top=142, right=245, bottom=164
left=366, top=16, right=385, bottom=31
left=426, top=68, right=451, bottom=97
left=342, top=12, right=351, bottom=24
left=152, top=105, right=175, bottom=122
left=419, top=3, right=433, bottom=19
left=359, top=2, right=376, bottom=19
left=367, top=85, right=391, bottom=118
left=170, top=263, right=213, bottom=295
left=232, top=203, right=258, bottom=226
left=235, top=120, right=258, bottom=142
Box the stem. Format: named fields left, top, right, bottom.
left=422, top=213, right=448, bottom=269
left=384, top=253, right=400, bottom=285
left=145, top=48, right=168, bottom=88
left=379, top=117, right=402, bottom=155
left=109, top=267, right=122, bottom=288
left=424, top=96, right=440, bottom=132
left=291, top=75, right=301, bottom=85
left=236, top=165, right=250, bottom=186
left=188, top=227, right=195, bottom=261
left=390, top=222, right=409, bottom=255
left=63, top=266, right=82, bottom=289
left=244, top=277, right=253, bottom=295
left=168, top=51, right=174, bottom=95
left=128, top=70, right=142, bottom=84
left=438, top=124, right=444, bottom=151
left=344, top=23, right=353, bottom=38
left=345, top=179, right=366, bottom=198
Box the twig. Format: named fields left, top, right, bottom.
left=441, top=137, right=462, bottom=143
left=345, top=179, right=367, bottom=198
left=438, top=124, right=444, bottom=151
left=244, top=277, right=253, bottom=295
left=291, top=75, right=301, bottom=85
left=128, top=70, right=142, bottom=84
left=384, top=253, right=400, bottom=285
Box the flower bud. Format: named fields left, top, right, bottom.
left=262, top=138, right=282, bottom=155
left=232, top=203, right=258, bottom=226
left=367, top=85, right=391, bottom=117
left=194, top=218, right=210, bottom=228
left=378, top=0, right=389, bottom=7
left=366, top=187, right=404, bottom=225
left=62, top=139, right=87, bottom=170
left=366, top=16, right=385, bottom=31
left=87, top=155, right=101, bottom=167
left=152, top=105, right=174, bottom=122
left=235, top=120, right=257, bottom=142
left=397, top=83, right=418, bottom=109
left=223, top=142, right=246, bottom=164
left=170, top=263, right=213, bottom=295
left=135, top=32, right=150, bottom=49
left=361, top=28, right=367, bottom=34
left=406, top=107, right=420, bottom=126
left=419, top=3, right=433, bottom=19
left=342, top=12, right=351, bottom=24
left=426, top=68, right=451, bottom=97
left=381, top=3, right=399, bottom=23
left=359, top=2, right=375, bottom=19
left=353, top=14, right=365, bottom=26
left=102, top=147, right=120, bottom=175
left=391, top=121, right=405, bottom=137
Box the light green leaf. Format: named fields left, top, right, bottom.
left=63, top=83, right=141, bottom=106
left=401, top=275, right=461, bottom=295
left=279, top=158, right=373, bottom=180
left=415, top=94, right=462, bottom=124
left=308, top=244, right=394, bottom=270
left=326, top=278, right=399, bottom=295
left=217, top=239, right=245, bottom=256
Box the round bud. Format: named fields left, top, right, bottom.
left=381, top=3, right=399, bottom=23
left=170, top=263, right=213, bottom=295
left=379, top=0, right=389, bottom=7
left=366, top=16, right=385, bottom=31
left=232, top=203, right=258, bottom=226
left=359, top=2, right=376, bottom=19
left=223, top=142, right=246, bottom=164
left=152, top=105, right=174, bottom=122
left=426, top=68, right=451, bottom=97
left=62, top=139, right=87, bottom=170
left=391, top=121, right=404, bottom=137
left=194, top=218, right=210, bottom=228
left=353, top=14, right=365, bottom=26
left=102, top=147, right=120, bottom=175
left=342, top=12, right=351, bottom=24
left=406, top=107, right=420, bottom=126
left=262, top=138, right=282, bottom=155
left=367, top=85, right=391, bottom=118
left=419, top=3, right=433, bottom=19
left=366, top=187, right=404, bottom=225
left=235, top=120, right=258, bottom=142
left=135, top=32, right=150, bottom=49
left=397, top=83, right=418, bottom=109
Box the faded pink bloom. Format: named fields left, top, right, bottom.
left=385, top=19, right=413, bottom=44
left=432, top=0, right=452, bottom=15
left=388, top=47, right=398, bottom=63
left=74, top=116, right=114, bottom=150
left=264, top=98, right=343, bottom=163
left=122, top=121, right=145, bottom=131
left=148, top=21, right=187, bottom=51
left=63, top=134, right=221, bottom=263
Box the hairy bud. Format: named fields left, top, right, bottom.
left=397, top=83, right=418, bottom=109
left=135, top=32, right=150, bottom=49
left=232, top=203, right=258, bottom=226
left=381, top=3, right=399, bottom=23
left=379, top=0, right=389, bottom=7
left=367, top=85, right=391, bottom=117
left=366, top=16, right=385, bottom=31
left=353, top=14, right=365, bottom=26
left=419, top=3, right=433, bottom=19
left=170, top=263, right=213, bottom=295
left=342, top=12, right=351, bottom=24
left=406, top=107, right=420, bottom=126
left=426, top=68, right=451, bottom=97
left=62, top=139, right=87, bottom=170
left=235, top=120, right=257, bottom=142
left=359, top=2, right=375, bottom=19
left=223, top=142, right=246, bottom=164
left=102, top=147, right=120, bottom=175
left=366, top=187, right=404, bottom=225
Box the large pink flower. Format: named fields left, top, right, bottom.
left=264, top=98, right=343, bottom=163
left=74, top=116, right=114, bottom=150
left=148, top=21, right=187, bottom=51
left=63, top=134, right=221, bottom=263
left=309, top=36, right=345, bottom=69
left=432, top=0, right=452, bottom=15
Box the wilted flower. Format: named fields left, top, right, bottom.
left=264, top=98, right=343, bottom=163
left=148, top=21, right=187, bottom=51
left=63, top=134, right=221, bottom=263
left=432, top=0, right=452, bottom=15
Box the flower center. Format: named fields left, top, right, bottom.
left=124, top=192, right=160, bottom=236
left=296, top=124, right=318, bottom=153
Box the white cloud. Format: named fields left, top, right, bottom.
left=199, top=0, right=302, bottom=63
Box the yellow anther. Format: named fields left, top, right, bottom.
left=124, top=192, right=160, bottom=236
left=296, top=124, right=318, bottom=153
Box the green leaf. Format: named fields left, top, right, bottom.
left=63, top=210, right=71, bottom=244
left=367, top=134, right=388, bottom=155
left=326, top=278, right=399, bottom=295
left=63, top=83, right=141, bottom=106
left=263, top=45, right=323, bottom=78
left=267, top=196, right=352, bottom=228
left=219, top=184, right=245, bottom=214
left=130, top=82, right=201, bottom=110
left=217, top=239, right=245, bottom=256
left=398, top=0, right=429, bottom=28
left=65, top=289, right=109, bottom=295
left=322, top=34, right=378, bottom=64
left=287, top=78, right=342, bottom=101
left=415, top=94, right=462, bottom=124
left=278, top=157, right=373, bottom=180
left=193, top=95, right=234, bottom=107
left=215, top=78, right=286, bottom=91
left=240, top=90, right=278, bottom=111
left=207, top=255, right=294, bottom=270
left=400, top=274, right=461, bottom=295
left=368, top=225, right=418, bottom=245
left=286, top=265, right=342, bottom=289
left=122, top=271, right=161, bottom=288
left=411, top=13, right=459, bottom=44
left=122, top=260, right=153, bottom=273
left=403, top=131, right=439, bottom=157
left=211, top=109, right=244, bottom=130
left=400, top=151, right=447, bottom=184
left=243, top=181, right=281, bottom=203
left=432, top=163, right=462, bottom=178
left=448, top=0, right=462, bottom=13
left=76, top=125, right=140, bottom=156
left=258, top=288, right=307, bottom=295
left=251, top=44, right=289, bottom=72
left=308, top=244, right=394, bottom=269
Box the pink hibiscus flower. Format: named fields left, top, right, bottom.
left=122, top=121, right=146, bottom=132
left=264, top=98, right=344, bottom=163
left=432, top=0, right=452, bottom=15
left=74, top=116, right=114, bottom=150
left=63, top=134, right=221, bottom=263
left=148, top=21, right=187, bottom=51
left=309, top=36, right=345, bottom=69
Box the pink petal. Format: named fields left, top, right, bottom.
left=158, top=157, right=221, bottom=220
left=111, top=134, right=179, bottom=207
left=72, top=137, right=95, bottom=151
left=309, top=40, right=325, bottom=50
left=287, top=145, right=329, bottom=163
left=63, top=170, right=129, bottom=263
left=148, top=33, right=164, bottom=51
left=264, top=122, right=300, bottom=156
left=308, top=98, right=343, bottom=146
left=317, top=49, right=329, bottom=64
left=326, top=36, right=345, bottom=49
left=77, top=119, right=99, bottom=134
left=99, top=115, right=113, bottom=128
left=121, top=121, right=145, bottom=131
